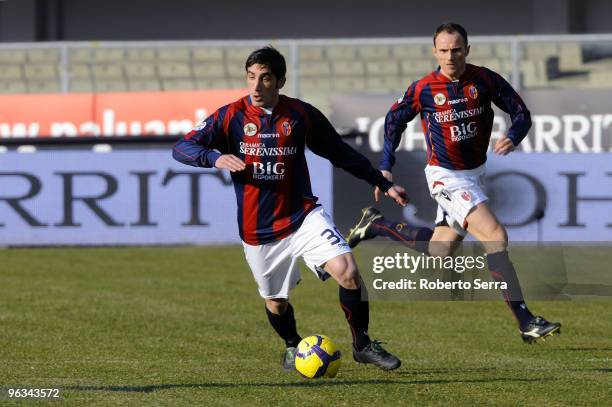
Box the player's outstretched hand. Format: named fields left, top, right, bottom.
left=386, top=185, right=408, bottom=207
left=374, top=170, right=393, bottom=202
left=494, top=135, right=516, bottom=156
left=215, top=154, right=246, bottom=172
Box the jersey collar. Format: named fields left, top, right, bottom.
left=434, top=64, right=476, bottom=83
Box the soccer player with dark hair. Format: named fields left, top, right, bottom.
left=173, top=46, right=405, bottom=371
left=347, top=23, right=561, bottom=343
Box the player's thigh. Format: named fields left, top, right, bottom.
left=292, top=207, right=354, bottom=287
left=321, top=252, right=360, bottom=289
left=243, top=240, right=301, bottom=299
left=428, top=225, right=464, bottom=257
left=465, top=202, right=508, bottom=253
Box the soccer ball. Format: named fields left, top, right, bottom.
left=294, top=334, right=342, bottom=378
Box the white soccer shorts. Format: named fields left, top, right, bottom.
left=424, top=164, right=488, bottom=237
left=242, top=206, right=351, bottom=299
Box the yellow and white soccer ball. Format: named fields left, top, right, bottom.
left=294, top=334, right=342, bottom=378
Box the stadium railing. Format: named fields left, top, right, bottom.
left=1, top=34, right=611, bottom=97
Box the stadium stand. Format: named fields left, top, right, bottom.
left=1, top=37, right=612, bottom=101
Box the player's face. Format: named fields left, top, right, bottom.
left=246, top=64, right=285, bottom=108
left=433, top=31, right=470, bottom=80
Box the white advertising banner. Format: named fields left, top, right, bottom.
left=0, top=150, right=332, bottom=246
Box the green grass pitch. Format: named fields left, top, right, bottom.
left=1, top=246, right=610, bottom=405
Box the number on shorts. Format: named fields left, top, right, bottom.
left=320, top=227, right=344, bottom=246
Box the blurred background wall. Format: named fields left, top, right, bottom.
left=2, top=0, right=612, bottom=42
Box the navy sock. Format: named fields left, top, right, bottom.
left=339, top=285, right=371, bottom=351
left=372, top=218, right=433, bottom=254
left=487, top=250, right=534, bottom=329
left=265, top=303, right=301, bottom=348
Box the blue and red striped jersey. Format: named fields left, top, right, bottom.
left=173, top=95, right=392, bottom=245
left=381, top=64, right=531, bottom=171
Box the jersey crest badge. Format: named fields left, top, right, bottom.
left=244, top=123, right=258, bottom=137
left=468, top=85, right=478, bottom=99
left=434, top=93, right=446, bottom=106
left=461, top=191, right=472, bottom=202
left=282, top=121, right=292, bottom=136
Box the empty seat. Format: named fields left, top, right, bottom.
left=300, top=46, right=325, bottom=60
left=192, top=63, right=226, bottom=79
left=494, top=43, right=512, bottom=58
left=195, top=78, right=232, bottom=89
left=124, top=63, right=156, bottom=79
left=93, top=64, right=124, bottom=79
left=95, top=79, right=128, bottom=92
left=27, top=80, right=61, bottom=93
left=24, top=64, right=58, bottom=80
left=158, top=47, right=191, bottom=61
left=468, top=43, right=494, bottom=58
left=392, top=45, right=427, bottom=59
left=366, top=76, right=402, bottom=92
left=226, top=62, right=246, bottom=78
left=0, top=64, right=23, bottom=80
left=365, top=60, right=399, bottom=76
left=524, top=43, right=558, bottom=60
left=520, top=60, right=548, bottom=87
left=28, top=49, right=60, bottom=62
left=469, top=58, right=502, bottom=72
left=359, top=45, right=391, bottom=60
left=229, top=78, right=247, bottom=88
left=225, top=47, right=255, bottom=61
left=70, top=79, right=94, bottom=92
left=326, top=45, right=357, bottom=60
left=401, top=59, right=435, bottom=75
left=331, top=60, right=364, bottom=76
left=126, top=48, right=156, bottom=61
left=0, top=80, right=27, bottom=93
left=162, top=78, right=194, bottom=91
left=0, top=50, right=26, bottom=64
left=334, top=76, right=366, bottom=91
left=298, top=61, right=331, bottom=77
left=559, top=42, right=584, bottom=71
left=158, top=63, right=192, bottom=79
left=70, top=48, right=92, bottom=63
left=129, top=79, right=161, bottom=91
left=94, top=48, right=125, bottom=63
left=192, top=47, right=224, bottom=62
left=67, top=64, right=91, bottom=80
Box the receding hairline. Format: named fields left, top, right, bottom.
left=433, top=23, right=468, bottom=47
left=433, top=30, right=468, bottom=48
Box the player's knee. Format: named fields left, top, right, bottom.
left=334, top=260, right=360, bottom=289
left=324, top=254, right=360, bottom=289
left=336, top=263, right=360, bottom=289
left=482, top=224, right=508, bottom=253
left=488, top=224, right=508, bottom=244
left=265, top=298, right=288, bottom=315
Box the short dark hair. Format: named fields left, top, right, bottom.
left=433, top=22, right=468, bottom=46
left=245, top=46, right=286, bottom=79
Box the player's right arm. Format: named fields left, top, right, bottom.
left=172, top=106, right=245, bottom=171
left=375, top=81, right=421, bottom=201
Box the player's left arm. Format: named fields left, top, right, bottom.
left=305, top=103, right=407, bottom=206
left=485, top=68, right=532, bottom=155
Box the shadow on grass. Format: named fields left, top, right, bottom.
left=66, top=377, right=552, bottom=393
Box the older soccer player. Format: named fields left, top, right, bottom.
left=347, top=23, right=561, bottom=343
